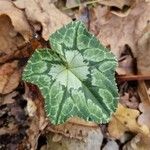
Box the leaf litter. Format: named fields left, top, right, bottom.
left=0, top=0, right=150, bottom=149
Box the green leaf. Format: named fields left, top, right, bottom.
left=22, top=21, right=118, bottom=125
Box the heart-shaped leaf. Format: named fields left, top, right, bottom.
left=22, top=21, right=118, bottom=125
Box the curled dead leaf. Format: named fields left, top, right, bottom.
left=0, top=15, right=26, bottom=57
left=13, top=0, right=71, bottom=40
left=90, top=2, right=150, bottom=58
left=108, top=104, right=149, bottom=139
left=0, top=61, right=21, bottom=94
left=0, top=0, right=32, bottom=41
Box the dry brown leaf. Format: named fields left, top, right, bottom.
left=98, top=0, right=134, bottom=9
left=138, top=81, right=150, bottom=103
left=47, top=127, right=103, bottom=150
left=48, top=117, right=98, bottom=140
left=0, top=15, right=26, bottom=57
left=0, top=61, right=21, bottom=94
left=102, top=140, right=119, bottom=150
left=13, top=0, right=71, bottom=40
left=108, top=104, right=149, bottom=139
left=0, top=91, right=18, bottom=104
left=137, top=24, right=150, bottom=74
left=23, top=84, right=47, bottom=149
left=123, top=134, right=150, bottom=150
left=120, top=93, right=139, bottom=109
left=0, top=0, right=32, bottom=41
left=138, top=102, right=150, bottom=128
left=90, top=1, right=150, bottom=58
left=0, top=123, right=18, bottom=135
left=66, top=0, right=80, bottom=8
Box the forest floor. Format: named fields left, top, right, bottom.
left=0, top=0, right=150, bottom=150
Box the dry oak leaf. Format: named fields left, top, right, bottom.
left=0, top=61, right=21, bottom=94
left=0, top=0, right=32, bottom=41
left=13, top=0, right=71, bottom=40
left=90, top=1, right=150, bottom=58
left=108, top=104, right=149, bottom=139
left=138, top=102, right=150, bottom=128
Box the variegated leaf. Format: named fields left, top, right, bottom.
left=22, top=21, right=118, bottom=125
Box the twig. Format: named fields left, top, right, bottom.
left=117, top=74, right=150, bottom=81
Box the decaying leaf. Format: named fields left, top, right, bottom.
left=102, top=140, right=119, bottom=150
left=0, top=61, right=21, bottom=94
left=48, top=117, right=98, bottom=140
left=123, top=134, right=150, bottom=150
left=0, top=0, right=32, bottom=41
left=138, top=102, right=150, bottom=128
left=47, top=126, right=103, bottom=150
left=120, top=92, right=139, bottom=109
left=138, top=80, right=150, bottom=104
left=98, top=0, right=134, bottom=9
left=137, top=24, right=150, bottom=74
left=13, top=0, right=71, bottom=40
left=0, top=91, right=18, bottom=104
left=108, top=104, right=149, bottom=139
left=0, top=15, right=26, bottom=57
left=90, top=1, right=150, bottom=58
left=23, top=21, right=118, bottom=125
left=66, top=0, right=81, bottom=8
left=23, top=84, right=47, bottom=149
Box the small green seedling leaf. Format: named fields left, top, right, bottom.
left=22, top=21, right=118, bottom=125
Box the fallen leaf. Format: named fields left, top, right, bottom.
left=23, top=83, right=47, bottom=149
left=120, top=92, right=139, bottom=109
left=48, top=117, right=98, bottom=140
left=66, top=0, right=81, bottom=8
left=0, top=91, right=18, bottom=104
left=0, top=0, right=32, bottom=41
left=118, top=52, right=135, bottom=75
left=108, top=104, right=149, bottom=139
left=137, top=24, right=150, bottom=74
left=13, top=0, right=71, bottom=40
left=89, top=1, right=150, bottom=58
left=98, top=0, right=134, bottom=9
left=123, top=134, right=150, bottom=150
left=138, top=102, right=150, bottom=128
left=0, top=15, right=26, bottom=57
left=47, top=125, right=103, bottom=150
left=138, top=81, right=150, bottom=103
left=0, top=123, right=18, bottom=135
left=102, top=140, right=119, bottom=150
left=0, top=61, right=21, bottom=94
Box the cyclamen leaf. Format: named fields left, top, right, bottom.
left=22, top=21, right=118, bottom=125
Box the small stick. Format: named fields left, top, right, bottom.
left=117, top=74, right=150, bottom=81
